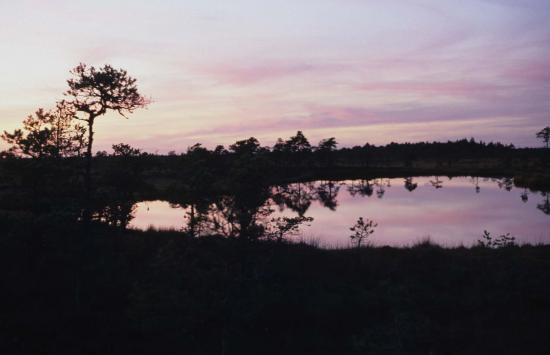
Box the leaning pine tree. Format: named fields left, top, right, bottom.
left=65, top=63, right=149, bottom=220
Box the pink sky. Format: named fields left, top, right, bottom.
left=1, top=0, right=549, bottom=153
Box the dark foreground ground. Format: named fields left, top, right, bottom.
left=1, top=223, right=550, bottom=355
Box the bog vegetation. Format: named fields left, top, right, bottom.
left=1, top=64, right=550, bottom=354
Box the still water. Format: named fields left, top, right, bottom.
left=130, top=176, right=550, bottom=247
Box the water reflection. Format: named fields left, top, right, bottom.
left=94, top=201, right=136, bottom=229
left=538, top=192, right=550, bottom=215
left=273, top=182, right=316, bottom=216
left=404, top=177, right=418, bottom=192
left=471, top=177, right=481, bottom=194
left=429, top=176, right=444, bottom=189
left=521, top=188, right=529, bottom=203
left=126, top=176, right=549, bottom=247
left=316, top=180, right=341, bottom=210
left=347, top=179, right=374, bottom=197
left=497, top=177, right=514, bottom=191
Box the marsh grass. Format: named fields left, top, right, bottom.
left=1, top=222, right=550, bottom=354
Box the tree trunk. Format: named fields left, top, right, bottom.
left=83, top=116, right=95, bottom=223
left=189, top=204, right=196, bottom=236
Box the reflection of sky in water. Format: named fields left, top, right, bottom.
left=130, top=177, right=550, bottom=247
left=131, top=200, right=186, bottom=231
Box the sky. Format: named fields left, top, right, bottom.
left=1, top=0, right=550, bottom=153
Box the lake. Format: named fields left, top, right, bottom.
left=130, top=176, right=550, bottom=247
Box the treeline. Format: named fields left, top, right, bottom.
left=98, top=133, right=528, bottom=165
left=85, top=132, right=549, bottom=187
left=3, top=129, right=531, bottom=166
left=2, top=131, right=549, bottom=218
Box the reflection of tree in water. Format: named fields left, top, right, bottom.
left=219, top=178, right=273, bottom=239
left=316, top=180, right=341, bottom=210
left=92, top=143, right=146, bottom=230
left=272, top=182, right=316, bottom=216
left=166, top=181, right=214, bottom=237
left=187, top=193, right=317, bottom=242
left=347, top=179, right=374, bottom=197
left=93, top=201, right=136, bottom=230
left=538, top=192, right=550, bottom=215
left=376, top=185, right=385, bottom=199
left=201, top=195, right=274, bottom=239
left=521, top=188, right=529, bottom=203
left=496, top=177, right=514, bottom=191
left=163, top=179, right=321, bottom=241
left=273, top=180, right=343, bottom=212
left=119, top=175, right=550, bottom=242
left=430, top=176, right=443, bottom=189
left=173, top=179, right=327, bottom=240
left=176, top=202, right=211, bottom=237
left=404, top=177, right=418, bottom=192
left=471, top=177, right=481, bottom=193
left=370, top=178, right=385, bottom=199
left=346, top=178, right=387, bottom=198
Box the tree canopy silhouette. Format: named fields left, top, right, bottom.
left=2, top=101, right=86, bottom=159
left=229, top=137, right=261, bottom=155
left=285, top=130, right=311, bottom=153
left=536, top=127, right=550, bottom=148
left=316, top=137, right=338, bottom=152
left=65, top=63, right=149, bottom=217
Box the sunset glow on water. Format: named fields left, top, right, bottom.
left=131, top=176, right=550, bottom=247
